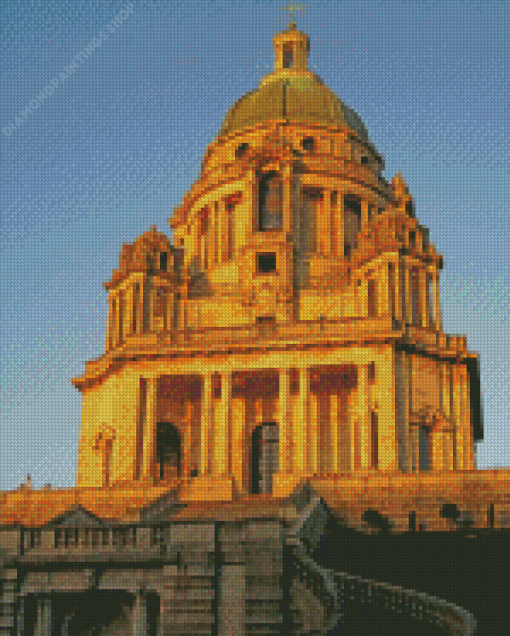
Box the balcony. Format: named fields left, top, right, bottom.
left=79, top=316, right=401, bottom=383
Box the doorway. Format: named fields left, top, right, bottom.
left=156, top=422, right=181, bottom=481
left=418, top=425, right=430, bottom=471
left=251, top=422, right=279, bottom=494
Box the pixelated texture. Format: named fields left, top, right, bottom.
left=1, top=2, right=509, bottom=635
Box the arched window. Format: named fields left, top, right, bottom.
left=283, top=43, right=294, bottom=68
left=235, top=142, right=249, bottom=158
left=259, top=172, right=283, bottom=230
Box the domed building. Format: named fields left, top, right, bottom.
left=73, top=21, right=482, bottom=501
left=1, top=19, right=508, bottom=636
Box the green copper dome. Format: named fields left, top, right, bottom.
left=219, top=72, right=371, bottom=142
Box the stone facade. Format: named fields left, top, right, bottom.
left=1, top=19, right=508, bottom=636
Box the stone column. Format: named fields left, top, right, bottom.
left=136, top=280, right=145, bottom=334
left=35, top=597, right=51, bottom=636
left=392, top=261, right=402, bottom=321
left=403, top=262, right=412, bottom=324
left=132, top=588, right=148, bottom=636
left=216, top=372, right=232, bottom=474
left=125, top=285, right=134, bottom=336
left=432, top=273, right=441, bottom=330
left=395, top=351, right=411, bottom=472
left=361, top=200, right=370, bottom=228
left=319, top=189, right=332, bottom=255
left=336, top=193, right=345, bottom=257
left=376, top=351, right=398, bottom=471
left=278, top=368, right=291, bottom=472
left=115, top=291, right=123, bottom=343
left=166, top=291, right=174, bottom=332
left=309, top=390, right=318, bottom=475
left=212, top=200, right=219, bottom=265
left=329, top=392, right=339, bottom=474
left=451, top=365, right=463, bottom=470
left=459, top=364, right=473, bottom=470
left=282, top=164, right=293, bottom=238
left=106, top=295, right=115, bottom=350
left=379, top=263, right=390, bottom=317
left=357, top=365, right=370, bottom=468
left=142, top=377, right=158, bottom=481
left=422, top=270, right=430, bottom=328
left=201, top=373, right=214, bottom=475
left=182, top=401, right=192, bottom=478
left=217, top=196, right=226, bottom=263
left=297, top=368, right=310, bottom=473
left=149, top=284, right=158, bottom=332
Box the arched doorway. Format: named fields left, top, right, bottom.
left=418, top=424, right=430, bottom=471
left=156, top=422, right=181, bottom=481
left=251, top=422, right=279, bottom=494
left=53, top=590, right=133, bottom=636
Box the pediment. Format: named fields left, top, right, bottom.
left=48, top=506, right=107, bottom=528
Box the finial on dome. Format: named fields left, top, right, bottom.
left=279, top=1, right=306, bottom=29
left=274, top=3, right=309, bottom=71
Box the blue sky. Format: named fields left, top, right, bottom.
left=1, top=0, right=508, bottom=490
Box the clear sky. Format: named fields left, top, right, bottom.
left=1, top=0, right=508, bottom=490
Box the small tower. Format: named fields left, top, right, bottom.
left=104, top=226, right=178, bottom=351
left=273, top=21, right=310, bottom=71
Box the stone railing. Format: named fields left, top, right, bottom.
left=286, top=483, right=477, bottom=636
left=333, top=571, right=477, bottom=636
left=83, top=316, right=399, bottom=377
left=286, top=485, right=343, bottom=633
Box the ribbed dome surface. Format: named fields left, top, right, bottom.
left=219, top=72, right=370, bottom=142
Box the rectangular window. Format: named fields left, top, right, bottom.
left=159, top=252, right=168, bottom=271
left=257, top=252, right=277, bottom=274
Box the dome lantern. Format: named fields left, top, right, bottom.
left=273, top=21, right=310, bottom=72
